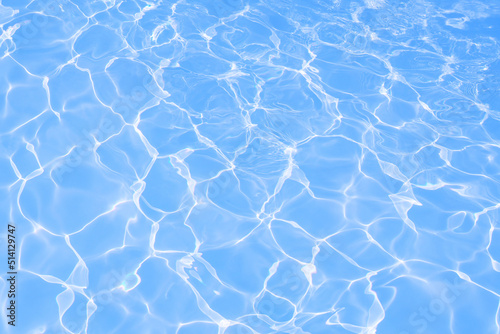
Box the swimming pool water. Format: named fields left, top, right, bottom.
left=1, top=0, right=500, bottom=333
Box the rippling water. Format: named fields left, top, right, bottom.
left=1, top=0, right=500, bottom=333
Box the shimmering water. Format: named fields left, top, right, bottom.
left=1, top=0, right=500, bottom=333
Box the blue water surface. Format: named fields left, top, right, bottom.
left=1, top=0, right=500, bottom=333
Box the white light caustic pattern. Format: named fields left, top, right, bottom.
left=0, top=0, right=499, bottom=333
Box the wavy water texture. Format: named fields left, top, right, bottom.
left=0, top=0, right=500, bottom=333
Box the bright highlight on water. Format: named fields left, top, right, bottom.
left=0, top=0, right=499, bottom=333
